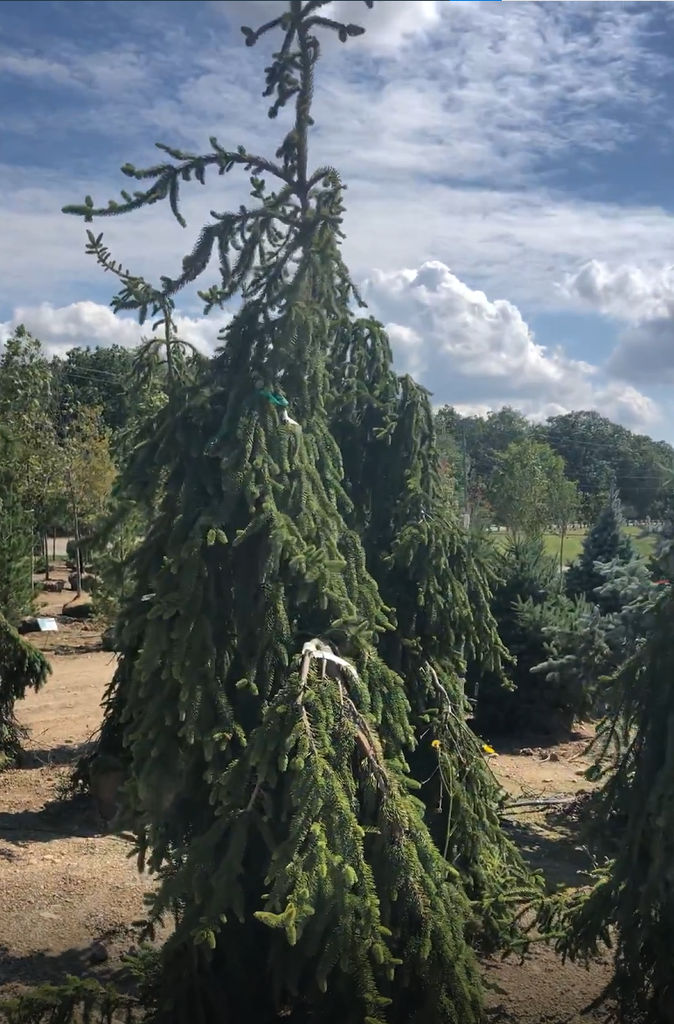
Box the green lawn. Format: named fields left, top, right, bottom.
left=494, top=525, right=656, bottom=566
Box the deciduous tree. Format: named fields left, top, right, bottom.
left=61, top=407, right=116, bottom=595
left=0, top=327, right=63, bottom=569
left=488, top=437, right=561, bottom=540
left=548, top=469, right=580, bottom=573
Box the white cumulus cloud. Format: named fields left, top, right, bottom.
left=562, top=259, right=674, bottom=322
left=362, top=260, right=660, bottom=430
left=0, top=302, right=231, bottom=359
left=562, top=260, right=674, bottom=387
left=365, top=262, right=568, bottom=386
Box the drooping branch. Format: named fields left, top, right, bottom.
left=82, top=233, right=201, bottom=392
left=299, top=640, right=390, bottom=795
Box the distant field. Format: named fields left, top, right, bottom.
left=494, top=525, right=656, bottom=565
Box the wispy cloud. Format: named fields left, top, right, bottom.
left=0, top=53, right=76, bottom=85
left=2, top=0, right=671, bottom=304
left=213, top=0, right=442, bottom=49
left=2, top=0, right=674, bottom=437
left=2, top=2, right=670, bottom=171
left=5, top=160, right=674, bottom=319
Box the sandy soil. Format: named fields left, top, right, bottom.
left=479, top=731, right=616, bottom=1024
left=0, top=567, right=617, bottom=1021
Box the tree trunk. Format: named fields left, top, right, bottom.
left=67, top=467, right=83, bottom=598
left=44, top=533, right=50, bottom=580
left=559, top=528, right=566, bottom=590
left=74, top=512, right=82, bottom=598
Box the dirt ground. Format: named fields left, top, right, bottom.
left=481, top=731, right=615, bottom=1024
left=0, top=567, right=617, bottom=1022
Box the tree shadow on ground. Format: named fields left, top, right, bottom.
left=501, top=805, right=597, bottom=893
left=36, top=642, right=105, bottom=657
left=18, top=741, right=94, bottom=770
left=487, top=727, right=593, bottom=755
left=0, top=794, right=109, bottom=845
left=0, top=943, right=119, bottom=989
left=0, top=938, right=146, bottom=1000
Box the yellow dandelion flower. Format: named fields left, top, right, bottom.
left=482, top=744, right=497, bottom=756
left=431, top=739, right=441, bottom=750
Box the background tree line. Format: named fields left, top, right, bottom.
left=4, top=329, right=672, bottom=548
left=436, top=404, right=674, bottom=524
left=0, top=325, right=178, bottom=613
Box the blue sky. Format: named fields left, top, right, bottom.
left=2, top=0, right=674, bottom=439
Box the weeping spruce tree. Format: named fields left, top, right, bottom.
left=327, top=320, right=533, bottom=948
left=62, top=4, right=531, bottom=1021
left=541, top=576, right=674, bottom=1023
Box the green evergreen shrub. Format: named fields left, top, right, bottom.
left=0, top=428, right=35, bottom=626
left=539, top=574, right=674, bottom=1022
left=471, top=536, right=588, bottom=736
left=0, top=612, right=50, bottom=768
left=0, top=429, right=50, bottom=767
left=566, top=488, right=635, bottom=611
